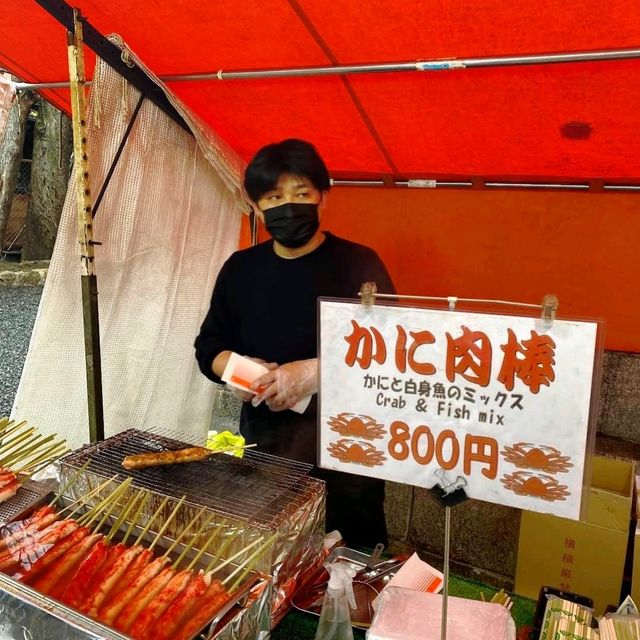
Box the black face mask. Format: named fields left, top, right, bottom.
left=263, top=202, right=320, bottom=248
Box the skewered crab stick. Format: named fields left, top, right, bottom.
left=173, top=580, right=230, bottom=640
left=151, top=533, right=265, bottom=640
left=116, top=566, right=176, bottom=633
left=32, top=532, right=103, bottom=596
left=21, top=526, right=89, bottom=584
left=128, top=569, right=193, bottom=640
left=0, top=476, right=19, bottom=503
left=79, top=489, right=148, bottom=617
left=0, top=519, right=79, bottom=574
left=0, top=506, right=57, bottom=555
left=97, top=495, right=178, bottom=623
left=152, top=572, right=211, bottom=640
left=84, top=545, right=144, bottom=617
left=60, top=536, right=110, bottom=609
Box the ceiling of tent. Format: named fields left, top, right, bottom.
left=2, top=0, right=640, bottom=182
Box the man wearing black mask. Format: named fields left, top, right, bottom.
left=195, top=139, right=395, bottom=548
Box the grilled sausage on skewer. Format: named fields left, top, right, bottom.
left=122, top=447, right=212, bottom=470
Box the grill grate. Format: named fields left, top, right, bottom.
left=59, top=429, right=314, bottom=529
left=0, top=478, right=54, bottom=526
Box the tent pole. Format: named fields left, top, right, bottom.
left=163, top=47, right=640, bottom=80
left=67, top=9, right=105, bottom=443
left=34, top=0, right=189, bottom=132
left=14, top=45, right=640, bottom=89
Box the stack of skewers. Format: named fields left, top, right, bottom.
left=0, top=473, right=273, bottom=640
left=0, top=417, right=67, bottom=504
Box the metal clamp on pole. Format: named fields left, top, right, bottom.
left=541, top=294, right=559, bottom=329
left=429, top=468, right=469, bottom=640
left=359, top=281, right=378, bottom=307
left=430, top=468, right=469, bottom=507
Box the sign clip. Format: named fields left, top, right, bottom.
left=430, top=468, right=469, bottom=507
left=359, top=281, right=378, bottom=308
left=541, top=294, right=559, bottom=329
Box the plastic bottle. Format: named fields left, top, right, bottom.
left=313, top=562, right=357, bottom=640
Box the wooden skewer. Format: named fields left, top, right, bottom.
left=172, top=514, right=219, bottom=569
left=163, top=506, right=207, bottom=559
left=79, top=478, right=133, bottom=528
left=225, top=532, right=278, bottom=591
left=91, top=486, right=131, bottom=532
left=122, top=491, right=150, bottom=545
left=147, top=495, right=186, bottom=552
left=182, top=517, right=224, bottom=571
left=206, top=536, right=263, bottom=575
left=105, top=488, right=145, bottom=540
left=61, top=475, right=120, bottom=518
left=0, top=427, right=38, bottom=463
left=16, top=441, right=68, bottom=475
left=133, top=496, right=170, bottom=547
left=0, top=420, right=26, bottom=442
left=25, top=452, right=67, bottom=480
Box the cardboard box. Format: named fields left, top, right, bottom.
left=630, top=476, right=640, bottom=606
left=515, top=456, right=634, bottom=614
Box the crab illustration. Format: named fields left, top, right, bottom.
left=327, top=439, right=387, bottom=467
left=327, top=413, right=386, bottom=440
left=501, top=442, right=573, bottom=473
left=501, top=471, right=570, bottom=501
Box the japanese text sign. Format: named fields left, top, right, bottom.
left=318, top=300, right=600, bottom=520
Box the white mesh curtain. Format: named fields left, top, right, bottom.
left=12, top=59, right=243, bottom=449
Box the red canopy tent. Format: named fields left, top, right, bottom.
left=3, top=0, right=640, bottom=183
left=1, top=0, right=639, bottom=351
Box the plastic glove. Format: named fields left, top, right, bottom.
left=250, top=358, right=318, bottom=412
left=227, top=356, right=277, bottom=402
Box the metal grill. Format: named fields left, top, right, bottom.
left=0, top=478, right=56, bottom=526
left=59, top=429, right=314, bottom=529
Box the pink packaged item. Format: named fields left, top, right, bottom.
left=367, top=587, right=515, bottom=640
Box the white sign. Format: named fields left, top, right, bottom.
left=318, top=300, right=600, bottom=520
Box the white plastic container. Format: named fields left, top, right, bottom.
left=366, top=587, right=515, bottom=640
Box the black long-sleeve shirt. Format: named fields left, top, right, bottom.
left=195, top=232, right=394, bottom=385
left=194, top=232, right=395, bottom=546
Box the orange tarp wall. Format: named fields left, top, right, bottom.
left=242, top=189, right=639, bottom=353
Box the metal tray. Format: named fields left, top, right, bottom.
left=291, top=546, right=407, bottom=630
left=0, top=487, right=271, bottom=640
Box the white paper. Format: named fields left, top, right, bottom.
left=222, top=353, right=313, bottom=413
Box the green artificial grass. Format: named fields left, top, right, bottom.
left=272, top=574, right=537, bottom=640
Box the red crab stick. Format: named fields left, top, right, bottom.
left=21, top=526, right=89, bottom=584
left=97, top=548, right=153, bottom=624
left=74, top=543, right=123, bottom=612
left=0, top=470, right=17, bottom=488
left=128, top=569, right=193, bottom=640
left=0, top=519, right=78, bottom=574
left=31, top=532, right=102, bottom=596
left=107, top=556, right=170, bottom=630
left=0, top=477, right=19, bottom=503
left=60, top=537, right=110, bottom=609
left=153, top=572, right=211, bottom=640
left=115, top=565, right=175, bottom=634
left=0, top=508, right=58, bottom=558
left=174, top=579, right=230, bottom=640
left=84, top=544, right=144, bottom=618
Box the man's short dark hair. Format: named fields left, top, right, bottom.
left=243, top=139, right=331, bottom=202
